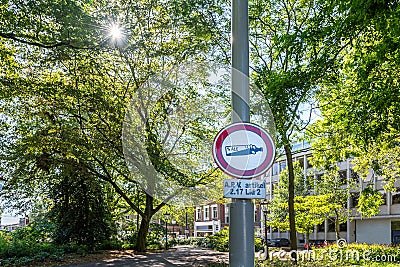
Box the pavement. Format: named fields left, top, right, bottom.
left=59, top=245, right=229, bottom=267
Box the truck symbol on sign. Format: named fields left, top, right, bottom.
left=225, top=144, right=263, bottom=156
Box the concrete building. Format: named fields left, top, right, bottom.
left=0, top=217, right=28, bottom=232
left=263, top=140, right=400, bottom=246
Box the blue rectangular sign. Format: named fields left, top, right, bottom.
left=223, top=179, right=266, bottom=199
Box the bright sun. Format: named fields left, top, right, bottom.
left=110, top=24, right=123, bottom=40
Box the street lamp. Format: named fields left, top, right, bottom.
left=260, top=201, right=269, bottom=260
left=185, top=207, right=189, bottom=239
left=164, top=212, right=170, bottom=250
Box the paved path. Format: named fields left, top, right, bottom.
left=59, top=246, right=229, bottom=267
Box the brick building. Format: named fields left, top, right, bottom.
left=193, top=202, right=262, bottom=237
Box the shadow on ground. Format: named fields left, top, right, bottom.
left=59, top=245, right=228, bottom=267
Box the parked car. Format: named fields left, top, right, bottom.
left=269, top=238, right=290, bottom=247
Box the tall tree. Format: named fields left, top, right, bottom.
left=0, top=0, right=226, bottom=252
left=267, top=162, right=337, bottom=247
left=249, top=0, right=359, bottom=249
left=313, top=168, right=357, bottom=240
left=294, top=194, right=336, bottom=248
left=309, top=1, right=400, bottom=194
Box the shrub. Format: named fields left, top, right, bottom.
left=255, top=237, right=263, bottom=252
left=146, top=223, right=165, bottom=249
left=96, top=239, right=123, bottom=250
left=195, top=227, right=265, bottom=253
left=0, top=226, right=92, bottom=266
left=206, top=228, right=229, bottom=252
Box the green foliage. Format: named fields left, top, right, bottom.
left=268, top=162, right=338, bottom=241
left=254, top=237, right=264, bottom=252
left=0, top=227, right=90, bottom=265
left=267, top=162, right=308, bottom=231
left=146, top=223, right=166, bottom=250
left=0, top=0, right=228, bottom=253
left=206, top=227, right=229, bottom=252
left=9, top=218, right=55, bottom=243
left=191, top=227, right=264, bottom=253
left=119, top=222, right=168, bottom=250
left=357, top=187, right=385, bottom=218
left=294, top=194, right=338, bottom=236
left=49, top=167, right=116, bottom=248
left=308, top=0, right=400, bottom=193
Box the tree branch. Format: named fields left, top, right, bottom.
left=0, top=32, right=87, bottom=49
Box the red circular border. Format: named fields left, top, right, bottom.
left=212, top=122, right=275, bottom=179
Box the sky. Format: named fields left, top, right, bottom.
left=0, top=182, right=20, bottom=225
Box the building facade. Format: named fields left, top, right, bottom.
left=0, top=217, right=28, bottom=232
left=193, top=202, right=262, bottom=237
left=263, top=140, right=400, bottom=246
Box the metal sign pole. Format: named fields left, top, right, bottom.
left=230, top=0, right=254, bottom=266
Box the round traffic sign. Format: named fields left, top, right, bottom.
left=212, top=122, right=275, bottom=179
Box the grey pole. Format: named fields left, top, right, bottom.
left=230, top=0, right=254, bottom=266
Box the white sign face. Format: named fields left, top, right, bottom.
left=212, top=122, right=275, bottom=179
left=223, top=179, right=266, bottom=199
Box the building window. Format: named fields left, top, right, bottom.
left=272, top=163, right=279, bottom=176
left=212, top=206, right=218, bottom=219
left=339, top=223, right=347, bottom=232
left=327, top=218, right=335, bottom=232
left=204, top=207, right=209, bottom=220
left=382, top=193, right=387, bottom=205
left=338, top=170, right=347, bottom=184
left=196, top=208, right=202, bottom=220
left=350, top=169, right=359, bottom=183
left=392, top=193, right=400, bottom=205
left=279, top=161, right=287, bottom=172
left=351, top=192, right=359, bottom=208
left=306, top=156, right=313, bottom=169
left=317, top=222, right=325, bottom=232
left=225, top=204, right=230, bottom=224
left=298, top=157, right=305, bottom=169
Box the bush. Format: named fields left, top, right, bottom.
left=194, top=227, right=265, bottom=253
left=0, top=226, right=93, bottom=266
left=96, top=239, right=123, bottom=250
left=206, top=228, right=229, bottom=252
left=177, top=237, right=191, bottom=245
left=120, top=222, right=170, bottom=250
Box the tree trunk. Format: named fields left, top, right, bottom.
left=305, top=232, right=310, bottom=251
left=135, top=193, right=154, bottom=252
left=334, top=209, right=341, bottom=240
left=284, top=144, right=297, bottom=251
